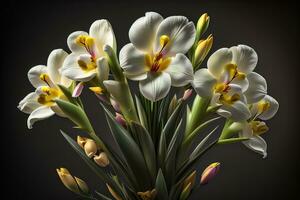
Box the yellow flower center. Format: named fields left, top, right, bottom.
left=77, top=58, right=97, bottom=72
left=224, top=63, right=246, bottom=83
left=75, top=35, right=96, bottom=57
left=89, top=86, right=104, bottom=94
left=213, top=83, right=240, bottom=105
left=145, top=35, right=171, bottom=72
left=257, top=100, right=270, bottom=115
left=250, top=120, right=269, bottom=135
left=37, top=86, right=62, bottom=106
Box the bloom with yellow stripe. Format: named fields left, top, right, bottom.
left=119, top=12, right=195, bottom=101
left=61, top=20, right=114, bottom=83
left=192, top=45, right=264, bottom=121
left=18, top=49, right=72, bottom=129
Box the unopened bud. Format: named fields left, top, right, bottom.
left=94, top=152, right=110, bottom=167
left=137, top=189, right=157, bottom=200
left=56, top=168, right=89, bottom=195
left=84, top=139, right=98, bottom=158
left=115, top=113, right=126, bottom=127
left=200, top=162, right=220, bottom=185
left=183, top=170, right=196, bottom=189
left=194, top=35, right=213, bottom=66
left=110, top=98, right=121, bottom=113
left=182, top=89, right=193, bottom=101
left=196, top=13, right=210, bottom=39
left=72, top=82, right=84, bottom=97
left=106, top=184, right=122, bottom=200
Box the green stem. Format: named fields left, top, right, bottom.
left=185, top=95, right=210, bottom=136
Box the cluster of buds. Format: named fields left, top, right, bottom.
left=77, top=136, right=109, bottom=167
left=56, top=168, right=89, bottom=195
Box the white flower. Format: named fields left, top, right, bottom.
left=18, top=49, right=71, bottom=129
left=192, top=45, right=262, bottom=121
left=61, top=20, right=114, bottom=82
left=119, top=12, right=195, bottom=101
left=232, top=94, right=279, bottom=158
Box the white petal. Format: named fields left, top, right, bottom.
left=155, top=16, right=196, bottom=55
left=192, top=68, right=217, bottom=97
left=129, top=12, right=163, bottom=52
left=139, top=72, right=171, bottom=101
left=119, top=43, right=148, bottom=80
left=207, top=48, right=233, bottom=79
left=245, top=72, right=267, bottom=104
left=89, top=20, right=116, bottom=54
left=97, top=57, right=109, bottom=82
left=27, top=106, right=55, bottom=129
left=67, top=31, right=89, bottom=53
left=47, top=49, right=72, bottom=87
left=61, top=53, right=97, bottom=82
left=27, top=65, right=48, bottom=88
left=18, top=92, right=41, bottom=114
left=242, top=136, right=267, bottom=158
left=259, top=95, right=279, bottom=120
left=219, top=100, right=251, bottom=121
left=165, top=53, right=193, bottom=87
left=103, top=80, right=123, bottom=101
left=62, top=66, right=96, bottom=82
left=230, top=45, right=258, bottom=74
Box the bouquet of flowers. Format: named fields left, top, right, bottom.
left=18, top=12, right=279, bottom=200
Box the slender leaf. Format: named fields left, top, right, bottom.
left=155, top=169, right=168, bottom=200
left=102, top=104, right=151, bottom=190
left=135, top=95, right=148, bottom=130
left=55, top=99, right=93, bottom=132
left=57, top=84, right=77, bottom=105
left=95, top=191, right=113, bottom=200
left=130, top=121, right=157, bottom=183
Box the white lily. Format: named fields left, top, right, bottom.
left=231, top=94, right=279, bottom=158
left=61, top=20, right=114, bottom=83
left=119, top=12, right=195, bottom=101
left=18, top=49, right=72, bottom=129
left=192, top=45, right=263, bottom=121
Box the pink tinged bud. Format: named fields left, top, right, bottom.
left=72, top=82, right=84, bottom=97
left=182, top=89, right=193, bottom=100
left=115, top=113, right=126, bottom=127
left=95, top=93, right=110, bottom=104
left=110, top=98, right=121, bottom=113
left=200, top=162, right=220, bottom=185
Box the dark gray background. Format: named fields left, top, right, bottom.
left=2, top=0, right=299, bottom=199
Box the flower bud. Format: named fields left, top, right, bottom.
left=137, top=189, right=157, bottom=200
left=57, top=168, right=80, bottom=194
left=74, top=177, right=89, bottom=194
left=194, top=35, right=213, bottom=66
left=84, top=139, right=98, bottom=158
left=200, top=162, right=220, bottom=185
left=182, top=89, right=193, bottom=101
left=115, top=113, right=126, bottom=127
left=196, top=13, right=210, bottom=39
left=72, top=82, right=84, bottom=97
left=77, top=135, right=87, bottom=148
left=110, top=98, right=121, bottom=113
left=94, top=152, right=110, bottom=167
left=183, top=170, right=196, bottom=189
left=106, top=184, right=122, bottom=200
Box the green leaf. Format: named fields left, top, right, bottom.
left=135, top=96, right=148, bottom=130
left=158, top=125, right=167, bottom=167
left=165, top=119, right=184, bottom=187
left=182, top=116, right=221, bottom=148
left=57, top=84, right=78, bottom=105
left=130, top=121, right=157, bottom=183
left=55, top=99, right=93, bottom=132
left=155, top=169, right=168, bottom=200
left=218, top=137, right=249, bottom=144
left=102, top=104, right=151, bottom=190
left=179, top=183, right=192, bottom=200
left=95, top=191, right=113, bottom=200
